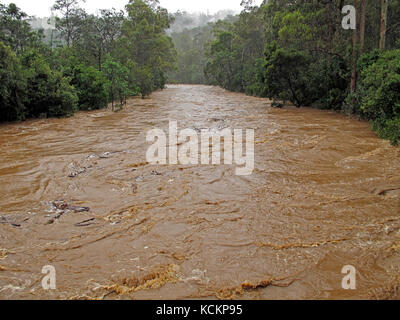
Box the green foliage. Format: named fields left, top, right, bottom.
left=0, top=41, right=78, bottom=121
left=202, top=0, right=399, bottom=146
left=52, top=0, right=87, bottom=47
left=358, top=50, right=400, bottom=145
left=63, top=60, right=108, bottom=110
left=0, top=1, right=176, bottom=123
left=1, top=0, right=399, bottom=148
left=278, top=10, right=313, bottom=44
left=243, top=58, right=267, bottom=97
left=374, top=118, right=400, bottom=146
left=205, top=31, right=240, bottom=91
left=0, top=3, right=42, bottom=52
left=119, top=0, right=176, bottom=97
left=263, top=44, right=313, bottom=108
left=22, top=50, right=78, bottom=118
left=205, top=5, right=265, bottom=92
left=359, top=50, right=400, bottom=120
left=102, top=55, right=130, bottom=108
left=0, top=41, right=26, bottom=122
left=308, top=55, right=349, bottom=111
left=169, top=19, right=215, bottom=84
left=71, top=9, right=124, bottom=69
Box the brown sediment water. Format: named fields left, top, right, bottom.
left=0, top=84, right=399, bottom=300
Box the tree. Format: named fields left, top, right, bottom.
left=119, top=0, right=176, bottom=96
left=21, top=50, right=78, bottom=118
left=79, top=9, right=124, bottom=69
left=168, top=21, right=214, bottom=84
left=102, top=55, right=129, bottom=110
left=359, top=50, right=400, bottom=145
left=0, top=0, right=177, bottom=123
left=62, top=59, right=108, bottom=110
left=359, top=0, right=367, bottom=53
left=350, top=0, right=359, bottom=94
left=263, top=44, right=314, bottom=108
left=379, top=0, right=389, bottom=49
left=0, top=3, right=41, bottom=52
left=0, top=41, right=26, bottom=122
left=205, top=5, right=266, bottom=92
left=52, top=0, right=87, bottom=47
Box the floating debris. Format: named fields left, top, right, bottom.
left=46, top=201, right=90, bottom=225
left=0, top=216, right=21, bottom=228
left=99, top=152, right=111, bottom=159
left=52, top=201, right=69, bottom=211
left=52, top=201, right=89, bottom=213
left=373, top=187, right=400, bottom=196
left=0, top=249, right=8, bottom=260
left=68, top=168, right=86, bottom=178
left=135, top=176, right=145, bottom=182
left=75, top=218, right=96, bottom=227
left=68, top=206, right=90, bottom=213
left=210, top=117, right=225, bottom=122
left=87, top=151, right=121, bottom=161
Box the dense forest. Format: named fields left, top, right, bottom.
left=0, top=0, right=176, bottom=121
left=203, top=0, right=400, bottom=145
left=1, top=0, right=399, bottom=145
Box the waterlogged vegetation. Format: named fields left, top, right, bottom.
left=0, top=0, right=399, bottom=145
left=202, top=0, right=400, bottom=145
left=0, top=0, right=176, bottom=121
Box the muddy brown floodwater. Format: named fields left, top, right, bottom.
left=0, top=85, right=399, bottom=300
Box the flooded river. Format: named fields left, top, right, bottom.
left=0, top=85, right=399, bottom=299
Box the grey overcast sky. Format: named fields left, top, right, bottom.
left=2, top=0, right=263, bottom=17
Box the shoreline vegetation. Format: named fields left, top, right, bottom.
left=169, top=1, right=400, bottom=146
left=0, top=0, right=176, bottom=122
left=1, top=0, right=399, bottom=145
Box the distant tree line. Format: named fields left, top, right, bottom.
left=168, top=23, right=214, bottom=84
left=167, top=11, right=237, bottom=84
left=204, top=0, right=400, bottom=145
left=1, top=0, right=399, bottom=146
left=0, top=0, right=176, bottom=122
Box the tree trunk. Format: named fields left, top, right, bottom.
left=379, top=0, right=388, bottom=49
left=350, top=0, right=359, bottom=94
left=359, top=0, right=367, bottom=53
left=98, top=49, right=102, bottom=71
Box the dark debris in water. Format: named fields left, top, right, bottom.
left=75, top=218, right=96, bottom=227
left=52, top=201, right=90, bottom=213
left=131, top=183, right=138, bottom=194
left=68, top=168, right=86, bottom=178
left=46, top=201, right=90, bottom=225
left=0, top=215, right=30, bottom=228
left=0, top=216, right=20, bottom=228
